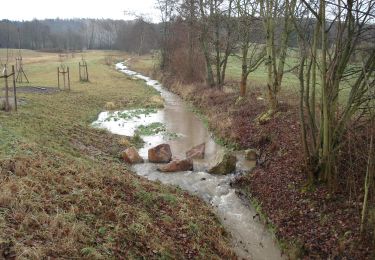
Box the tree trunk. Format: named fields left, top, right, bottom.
left=267, top=84, right=278, bottom=112
left=240, top=43, right=249, bottom=97
left=240, top=72, right=247, bottom=97
left=201, top=39, right=215, bottom=87
left=361, top=133, right=374, bottom=234
left=320, top=0, right=334, bottom=186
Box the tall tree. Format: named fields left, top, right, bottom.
left=235, top=0, right=265, bottom=98
left=198, top=0, right=236, bottom=87
left=157, top=0, right=178, bottom=70
left=260, top=0, right=296, bottom=113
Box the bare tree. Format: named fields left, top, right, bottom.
left=293, top=0, right=375, bottom=188
left=198, top=0, right=237, bottom=87
left=157, top=0, right=178, bottom=69
left=234, top=0, right=266, bottom=98
left=260, top=0, right=296, bottom=113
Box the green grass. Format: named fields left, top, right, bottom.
left=0, top=49, right=234, bottom=259
left=225, top=51, right=300, bottom=89
left=133, top=49, right=362, bottom=105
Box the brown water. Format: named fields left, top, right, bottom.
left=93, top=62, right=284, bottom=260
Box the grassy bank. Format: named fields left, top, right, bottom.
left=130, top=55, right=374, bottom=259
left=0, top=50, right=235, bottom=258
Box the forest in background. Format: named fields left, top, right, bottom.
left=0, top=18, right=159, bottom=53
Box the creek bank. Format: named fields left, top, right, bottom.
left=93, top=62, right=284, bottom=260
left=0, top=50, right=238, bottom=259
left=128, top=58, right=373, bottom=259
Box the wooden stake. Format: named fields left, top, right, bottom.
left=79, top=63, right=81, bottom=81
left=63, top=68, right=66, bottom=90
left=57, top=67, right=60, bottom=90
left=4, top=66, right=9, bottom=112
left=67, top=67, right=70, bottom=90
left=12, top=65, right=17, bottom=111
left=86, top=64, right=89, bottom=81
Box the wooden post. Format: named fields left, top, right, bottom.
left=16, top=58, right=21, bottom=82
left=4, top=66, right=9, bottom=112
left=15, top=57, right=29, bottom=83
left=63, top=68, right=66, bottom=90
left=57, top=67, right=60, bottom=90
left=79, top=61, right=88, bottom=82
left=12, top=65, right=17, bottom=111
left=79, top=63, right=81, bottom=81
left=86, top=63, right=89, bottom=81
left=67, top=67, right=70, bottom=90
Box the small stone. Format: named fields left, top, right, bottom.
left=158, top=158, right=193, bottom=172
left=148, top=144, right=172, bottom=163
left=186, top=143, right=205, bottom=159
left=121, top=147, right=144, bottom=164
left=208, top=152, right=237, bottom=175
left=245, top=149, right=258, bottom=161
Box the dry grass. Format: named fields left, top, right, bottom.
left=0, top=50, right=234, bottom=259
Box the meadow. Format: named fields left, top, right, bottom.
left=0, top=49, right=234, bottom=259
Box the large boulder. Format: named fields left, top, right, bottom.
left=158, top=158, right=193, bottom=172
left=148, top=144, right=172, bottom=163
left=121, top=147, right=144, bottom=164
left=245, top=149, right=258, bottom=161
left=208, top=152, right=237, bottom=175
left=186, top=143, right=205, bottom=159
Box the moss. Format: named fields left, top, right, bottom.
left=134, top=122, right=180, bottom=140
left=135, top=122, right=166, bottom=135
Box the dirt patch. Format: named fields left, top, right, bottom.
left=16, top=86, right=59, bottom=94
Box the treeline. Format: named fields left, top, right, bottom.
left=0, top=18, right=159, bottom=53
left=156, top=0, right=375, bottom=245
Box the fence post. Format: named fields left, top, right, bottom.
left=67, top=67, right=70, bottom=90
left=57, top=67, right=60, bottom=90
left=79, top=63, right=81, bottom=81
left=86, top=63, right=89, bottom=81
left=4, top=66, right=9, bottom=112
left=12, top=65, right=17, bottom=111
left=63, top=69, right=66, bottom=90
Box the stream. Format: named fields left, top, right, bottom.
left=93, top=62, right=283, bottom=260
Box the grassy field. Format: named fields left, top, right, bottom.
left=225, top=50, right=300, bottom=88
left=131, top=51, right=362, bottom=106
left=130, top=50, right=300, bottom=89
left=0, top=50, right=234, bottom=258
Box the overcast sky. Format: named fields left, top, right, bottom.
left=0, top=0, right=160, bottom=22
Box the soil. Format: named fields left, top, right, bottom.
left=15, top=86, right=60, bottom=94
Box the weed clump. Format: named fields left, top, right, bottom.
left=104, top=101, right=116, bottom=110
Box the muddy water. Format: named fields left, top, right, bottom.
left=93, top=62, right=283, bottom=260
